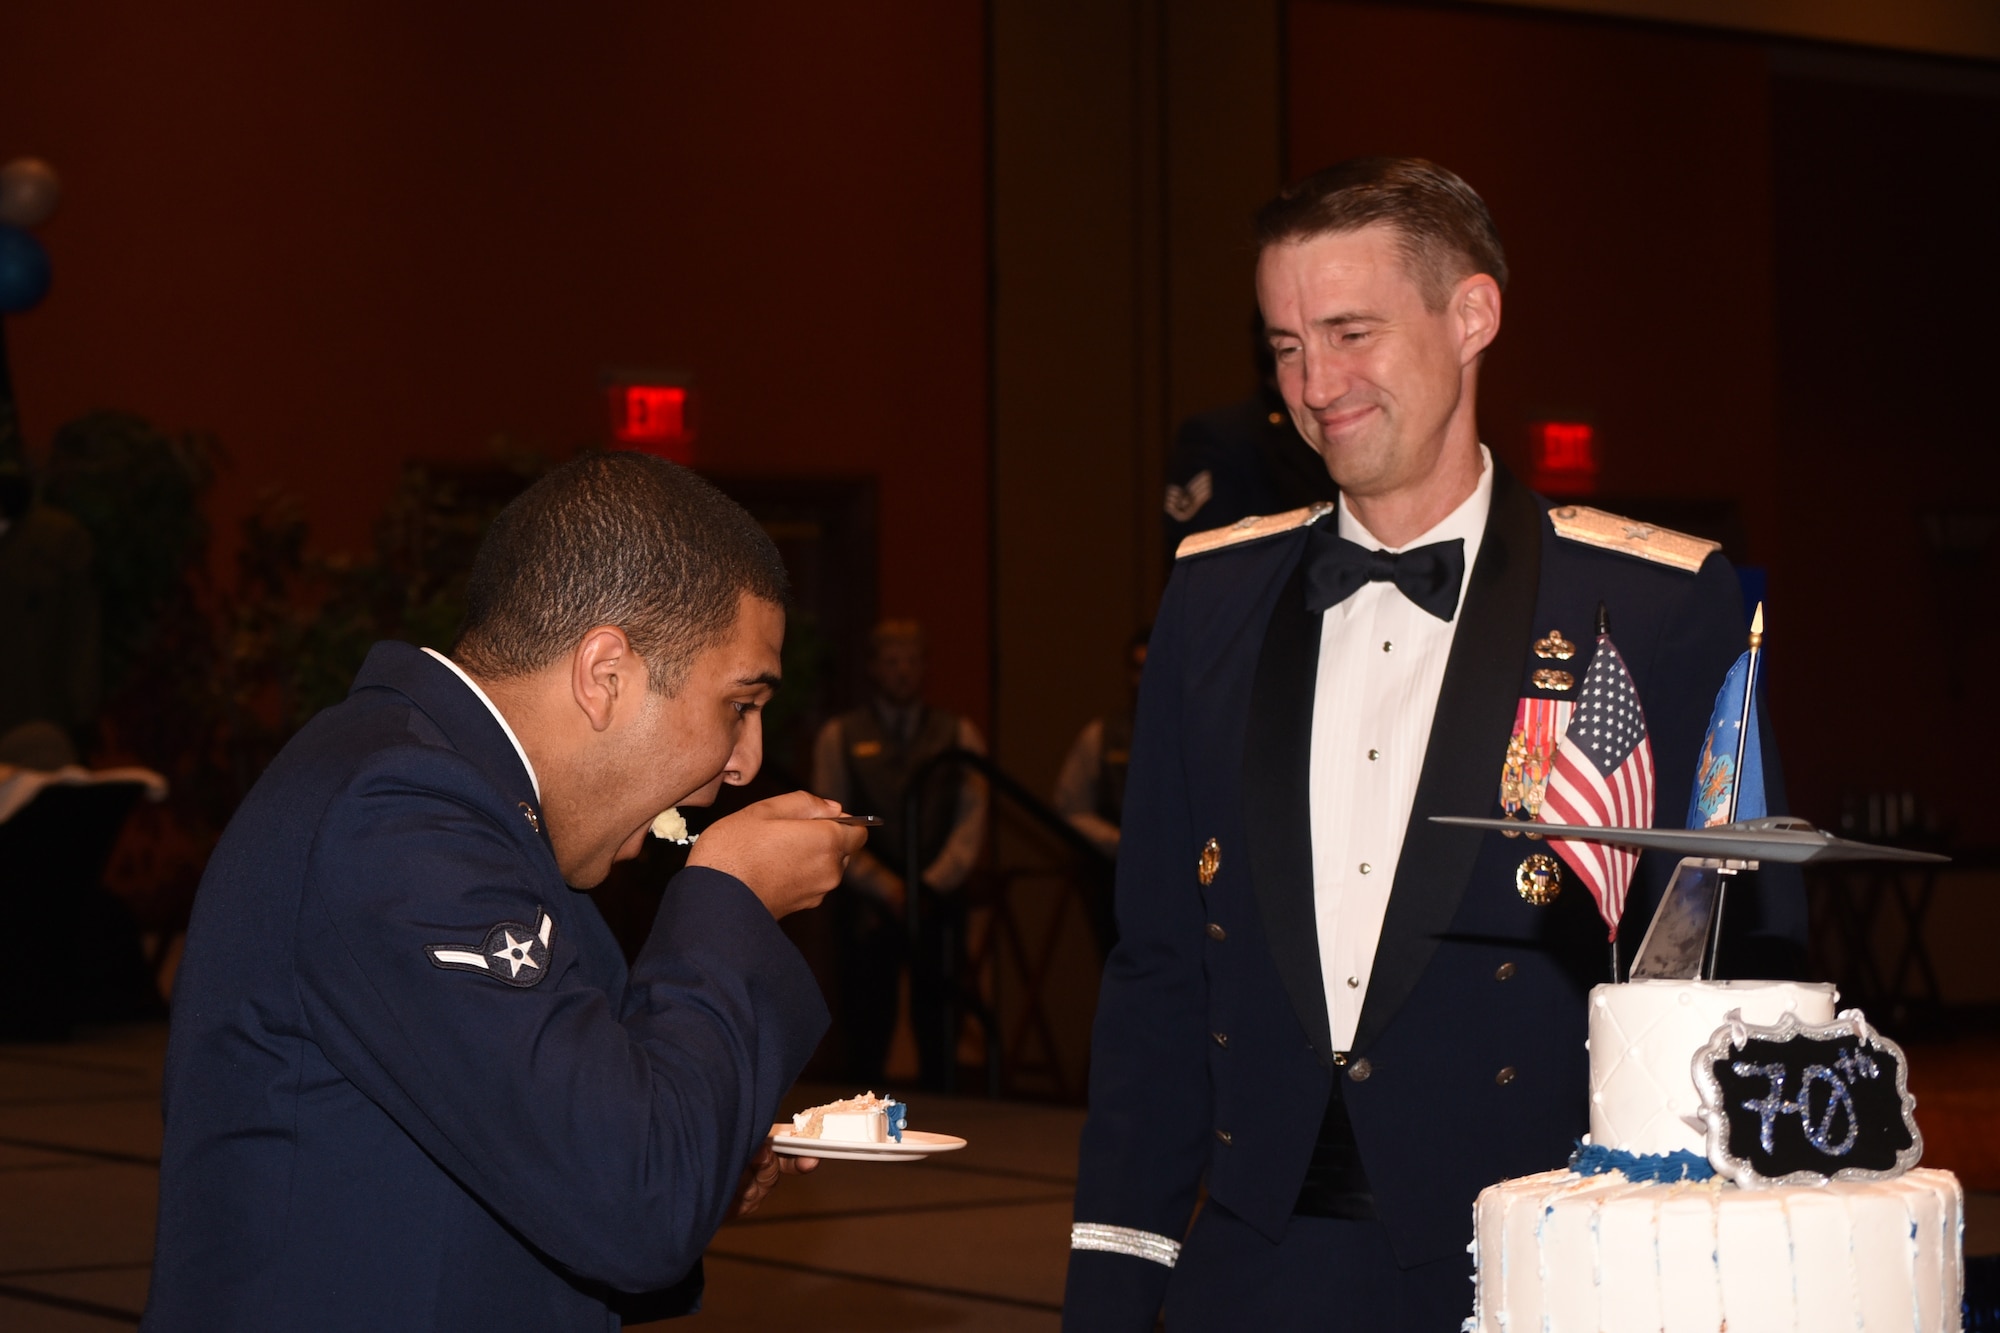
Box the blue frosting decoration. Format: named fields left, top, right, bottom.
left=1569, top=1140, right=1715, bottom=1183
left=884, top=1101, right=907, bottom=1143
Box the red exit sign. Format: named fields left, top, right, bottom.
left=607, top=380, right=696, bottom=463
left=1530, top=420, right=1597, bottom=496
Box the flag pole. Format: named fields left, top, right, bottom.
left=1597, top=601, right=1623, bottom=984
left=1724, top=603, right=1764, bottom=826
left=1703, top=603, right=1764, bottom=980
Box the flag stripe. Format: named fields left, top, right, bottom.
left=1535, top=633, right=1655, bottom=939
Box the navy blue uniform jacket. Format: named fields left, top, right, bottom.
left=145, top=643, right=828, bottom=1330
left=1066, top=467, right=1806, bottom=1327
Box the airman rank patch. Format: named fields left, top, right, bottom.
left=427, top=911, right=554, bottom=987
left=1548, top=505, right=1720, bottom=573
left=1175, top=501, right=1335, bottom=560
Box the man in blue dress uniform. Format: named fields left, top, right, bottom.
left=1064, top=158, right=1807, bottom=1329
left=145, top=453, right=866, bottom=1330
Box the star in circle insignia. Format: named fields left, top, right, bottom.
left=425, top=911, right=555, bottom=988
left=491, top=931, right=541, bottom=977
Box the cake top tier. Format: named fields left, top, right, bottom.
left=1588, top=979, right=1837, bottom=1157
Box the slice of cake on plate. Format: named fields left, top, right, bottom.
left=789, top=1092, right=908, bottom=1144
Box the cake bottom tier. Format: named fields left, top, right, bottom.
left=1468, top=1166, right=1964, bottom=1333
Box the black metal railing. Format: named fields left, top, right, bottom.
left=901, top=747, right=1114, bottom=1097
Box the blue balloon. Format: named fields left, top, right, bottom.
left=0, top=224, right=51, bottom=313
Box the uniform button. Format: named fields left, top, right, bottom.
left=1212, top=1031, right=1229, bottom=1048
left=1346, top=976, right=1360, bottom=989
left=1348, top=1058, right=1373, bottom=1082
left=1496, top=1066, right=1518, bottom=1086
left=1367, top=748, right=1380, bottom=761
left=1382, top=640, right=1394, bottom=653
left=1215, top=1129, right=1233, bottom=1145
left=1266, top=411, right=1283, bottom=425
left=1206, top=922, right=1227, bottom=941
left=1495, top=961, right=1517, bottom=982
left=1359, top=862, right=1372, bottom=875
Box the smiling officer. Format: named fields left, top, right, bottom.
left=146, top=453, right=865, bottom=1330
left=1064, top=158, right=1807, bottom=1329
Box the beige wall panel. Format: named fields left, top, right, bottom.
left=991, top=0, right=1146, bottom=792
left=992, top=0, right=1282, bottom=791
left=1165, top=0, right=1285, bottom=433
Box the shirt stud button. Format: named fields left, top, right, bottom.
left=1367, top=748, right=1380, bottom=760
left=1346, top=976, right=1360, bottom=989
left=1382, top=640, right=1394, bottom=653
left=1359, top=862, right=1372, bottom=874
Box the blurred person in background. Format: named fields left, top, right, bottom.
left=1162, top=315, right=1339, bottom=565
left=813, top=619, right=986, bottom=1088
left=1052, top=628, right=1150, bottom=859
left=0, top=450, right=99, bottom=764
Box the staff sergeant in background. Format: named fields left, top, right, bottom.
left=1064, top=157, right=1807, bottom=1329
left=813, top=619, right=987, bottom=1087
left=147, top=453, right=865, bottom=1331
left=1161, top=316, right=1339, bottom=564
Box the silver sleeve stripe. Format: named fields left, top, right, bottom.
left=1069, top=1222, right=1180, bottom=1267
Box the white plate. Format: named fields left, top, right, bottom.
left=769, top=1126, right=967, bottom=1162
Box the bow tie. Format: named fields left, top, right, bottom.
left=1303, top=524, right=1466, bottom=621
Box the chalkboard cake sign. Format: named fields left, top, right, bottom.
left=1692, top=1008, right=1923, bottom=1188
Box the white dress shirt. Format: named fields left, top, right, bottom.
left=421, top=647, right=542, bottom=802
left=1308, top=446, right=1492, bottom=1049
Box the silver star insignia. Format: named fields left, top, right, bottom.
left=491, top=931, right=541, bottom=978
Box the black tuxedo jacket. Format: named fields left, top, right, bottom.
left=1064, top=466, right=1806, bottom=1329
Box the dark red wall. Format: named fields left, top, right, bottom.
left=1771, top=66, right=2000, bottom=840
left=1287, top=1, right=2000, bottom=841
left=0, top=2, right=990, bottom=722
left=1287, top=1, right=1780, bottom=553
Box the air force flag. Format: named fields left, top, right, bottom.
left=1688, top=649, right=1766, bottom=828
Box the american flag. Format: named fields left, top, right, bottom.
left=1538, top=634, right=1655, bottom=939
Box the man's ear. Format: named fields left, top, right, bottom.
left=1454, top=273, right=1502, bottom=365
left=571, top=626, right=642, bottom=733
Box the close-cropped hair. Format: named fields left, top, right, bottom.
left=452, top=452, right=788, bottom=694
left=868, top=619, right=926, bottom=655
left=1254, top=156, right=1509, bottom=311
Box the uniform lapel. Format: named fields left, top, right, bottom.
left=1352, top=466, right=1543, bottom=1054
left=352, top=642, right=549, bottom=847
left=1243, top=555, right=1337, bottom=1062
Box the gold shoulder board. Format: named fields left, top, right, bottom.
left=1548, top=505, right=1719, bottom=573
left=1176, top=502, right=1335, bottom=560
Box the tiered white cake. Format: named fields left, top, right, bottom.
left=1590, top=980, right=1835, bottom=1155
left=1468, top=980, right=1966, bottom=1332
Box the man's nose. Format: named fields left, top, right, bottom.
left=1299, top=345, right=1350, bottom=410
left=723, top=716, right=764, bottom=787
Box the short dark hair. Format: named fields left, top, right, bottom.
left=452, top=452, right=787, bottom=694
left=1254, top=156, right=1508, bottom=311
